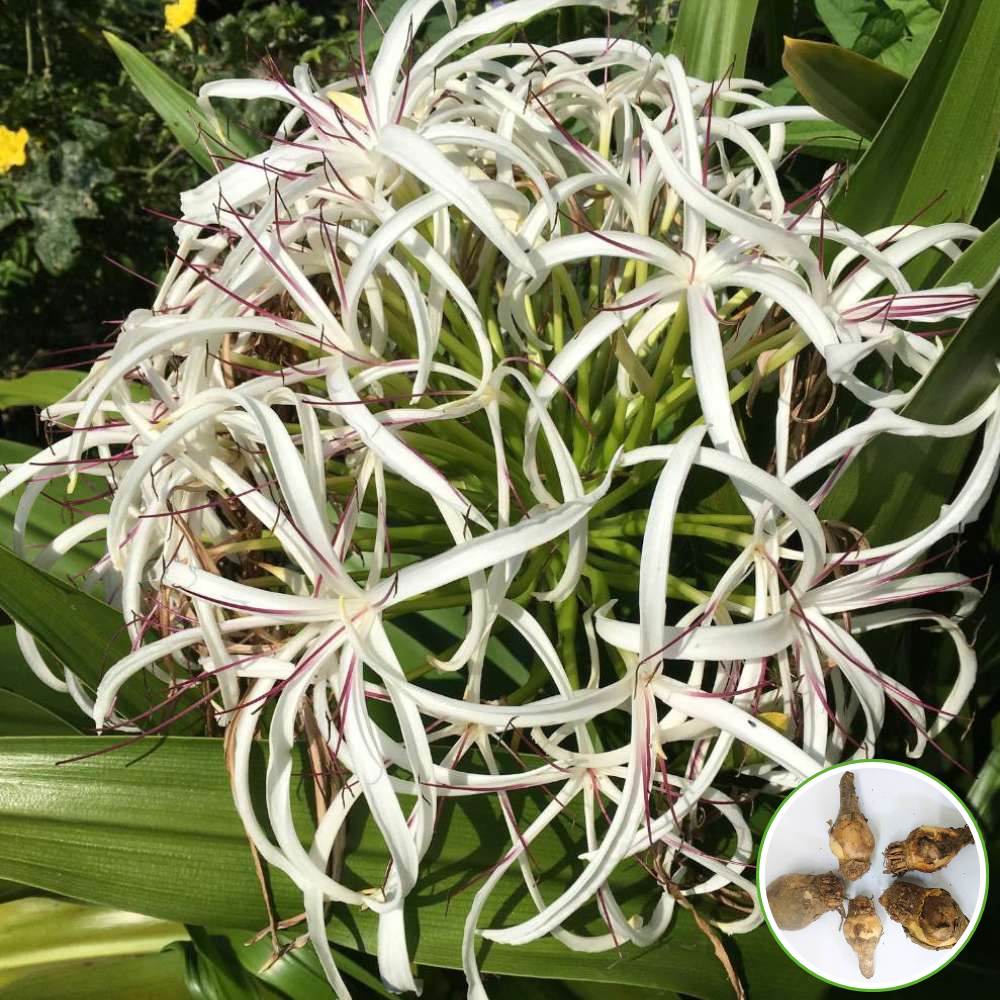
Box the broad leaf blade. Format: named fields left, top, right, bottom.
left=0, top=372, right=84, bottom=410
left=0, top=951, right=190, bottom=1000
left=782, top=37, right=905, bottom=139
left=784, top=120, right=868, bottom=162
left=0, top=546, right=163, bottom=720
left=0, top=896, right=185, bottom=973
left=0, top=626, right=91, bottom=731
left=0, top=690, right=80, bottom=737
left=104, top=32, right=261, bottom=174
left=0, top=439, right=108, bottom=581
left=670, top=0, right=759, bottom=81
left=830, top=0, right=1000, bottom=231
left=0, top=736, right=824, bottom=999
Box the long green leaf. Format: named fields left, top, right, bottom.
left=176, top=927, right=284, bottom=1000
left=0, top=690, right=80, bottom=737
left=968, top=739, right=1000, bottom=834
left=0, top=952, right=190, bottom=1000
left=784, top=120, right=868, bottom=162
left=0, top=736, right=825, bottom=999
left=104, top=32, right=261, bottom=174
left=670, top=0, right=759, bottom=81
left=0, top=626, right=91, bottom=731
left=782, top=37, right=905, bottom=139
left=821, top=222, right=1000, bottom=539
left=830, top=0, right=1000, bottom=231
left=0, top=897, right=185, bottom=974
left=0, top=439, right=108, bottom=581
left=0, top=546, right=163, bottom=720
left=0, top=372, right=84, bottom=411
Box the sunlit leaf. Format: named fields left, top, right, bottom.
left=0, top=547, right=169, bottom=720
left=104, top=32, right=261, bottom=174
left=0, top=372, right=84, bottom=411
left=0, top=736, right=824, bottom=999
left=670, top=0, right=759, bottom=81
left=782, top=37, right=905, bottom=138
left=830, top=0, right=1000, bottom=232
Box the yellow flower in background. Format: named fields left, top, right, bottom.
left=0, top=126, right=29, bottom=174
left=164, top=0, right=197, bottom=34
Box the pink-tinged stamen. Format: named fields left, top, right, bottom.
left=319, top=155, right=363, bottom=202
left=29, top=451, right=134, bottom=468
left=529, top=89, right=605, bottom=170
left=759, top=549, right=858, bottom=745
left=176, top=255, right=293, bottom=328
left=837, top=190, right=949, bottom=288
left=640, top=694, right=654, bottom=846
left=393, top=18, right=416, bottom=124
left=35, top=340, right=116, bottom=359
left=556, top=206, right=656, bottom=260
left=600, top=289, right=663, bottom=313
left=889, top=698, right=971, bottom=775
left=637, top=605, right=714, bottom=670
left=595, top=888, right=622, bottom=951
left=137, top=483, right=265, bottom=519
left=790, top=608, right=963, bottom=721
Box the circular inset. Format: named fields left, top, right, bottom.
left=757, top=760, right=987, bottom=991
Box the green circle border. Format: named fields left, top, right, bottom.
left=754, top=758, right=990, bottom=993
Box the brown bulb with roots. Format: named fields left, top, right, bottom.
left=766, top=872, right=846, bottom=931
left=883, top=825, right=974, bottom=876
left=828, top=771, right=875, bottom=880
left=879, top=881, right=969, bottom=950
left=842, top=896, right=883, bottom=979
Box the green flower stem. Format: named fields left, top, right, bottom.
left=589, top=463, right=659, bottom=521
left=476, top=241, right=504, bottom=359
left=506, top=658, right=553, bottom=705
left=651, top=325, right=807, bottom=428
left=508, top=542, right=559, bottom=605
left=557, top=595, right=581, bottom=690
left=726, top=329, right=810, bottom=406
left=398, top=431, right=497, bottom=476
left=591, top=515, right=754, bottom=547
left=382, top=287, right=481, bottom=374
left=584, top=552, right=728, bottom=607
left=588, top=534, right=642, bottom=566
left=624, top=297, right=688, bottom=453
left=384, top=592, right=479, bottom=617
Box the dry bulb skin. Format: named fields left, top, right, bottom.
left=842, top=895, right=882, bottom=979
left=766, top=872, right=846, bottom=931
left=883, top=825, right=974, bottom=876
left=828, top=771, right=875, bottom=881
left=879, top=881, right=969, bottom=951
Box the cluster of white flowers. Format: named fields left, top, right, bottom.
left=3, top=1, right=997, bottom=995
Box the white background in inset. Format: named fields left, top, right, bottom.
left=758, top=762, right=986, bottom=990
